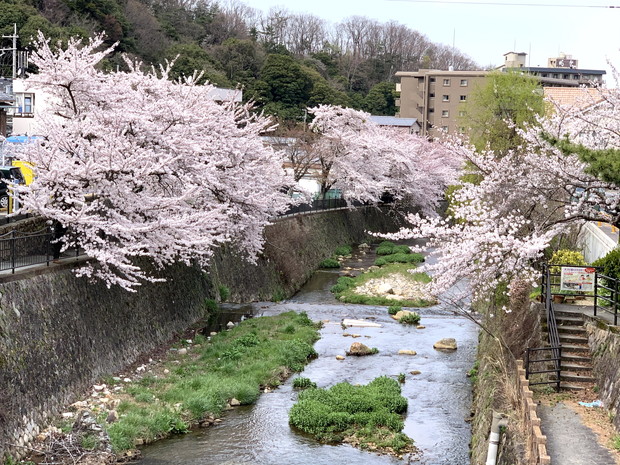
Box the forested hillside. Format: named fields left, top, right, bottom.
left=0, top=0, right=477, bottom=122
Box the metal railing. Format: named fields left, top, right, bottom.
left=594, top=271, right=620, bottom=325
left=279, top=198, right=368, bottom=217
left=525, top=265, right=562, bottom=390
left=0, top=227, right=80, bottom=274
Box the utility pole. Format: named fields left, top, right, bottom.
left=0, top=24, right=18, bottom=78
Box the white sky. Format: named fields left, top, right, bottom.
left=246, top=0, right=620, bottom=84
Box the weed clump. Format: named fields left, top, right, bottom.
left=319, top=258, right=341, bottom=268
left=375, top=252, right=424, bottom=266
left=388, top=305, right=402, bottom=315
left=293, top=377, right=317, bottom=389
left=398, top=312, right=421, bottom=325
left=334, top=245, right=353, bottom=256
left=289, top=376, right=415, bottom=455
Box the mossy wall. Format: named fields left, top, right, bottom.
left=0, top=207, right=403, bottom=459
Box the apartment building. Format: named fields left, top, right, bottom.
left=395, top=69, right=487, bottom=138
left=395, top=52, right=606, bottom=138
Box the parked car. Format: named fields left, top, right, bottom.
left=0, top=166, right=25, bottom=210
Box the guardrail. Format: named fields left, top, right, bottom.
left=279, top=198, right=367, bottom=217
left=0, top=227, right=80, bottom=274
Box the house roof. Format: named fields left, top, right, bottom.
left=369, top=115, right=418, bottom=127
left=206, top=87, right=242, bottom=102
left=544, top=87, right=608, bottom=108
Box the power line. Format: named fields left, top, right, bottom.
left=385, top=0, right=620, bottom=7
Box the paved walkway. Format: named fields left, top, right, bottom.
left=539, top=402, right=617, bottom=465
left=540, top=302, right=619, bottom=465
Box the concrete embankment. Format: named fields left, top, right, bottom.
left=0, top=206, right=404, bottom=460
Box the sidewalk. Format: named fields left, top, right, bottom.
left=539, top=302, right=620, bottom=465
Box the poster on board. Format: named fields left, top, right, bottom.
left=560, top=266, right=596, bottom=292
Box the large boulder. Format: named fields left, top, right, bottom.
left=346, top=342, right=374, bottom=356
left=392, top=310, right=416, bottom=321
left=433, top=338, right=457, bottom=351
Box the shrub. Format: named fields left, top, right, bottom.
left=376, top=242, right=411, bottom=256
left=319, top=258, right=340, bottom=268
left=334, top=245, right=353, bottom=256
left=204, top=298, right=218, bottom=314
left=549, top=249, right=586, bottom=274
left=399, top=312, right=421, bottom=325
left=388, top=305, right=402, bottom=315
left=397, top=373, right=406, bottom=384
left=293, top=377, right=317, bottom=389
left=593, top=248, right=620, bottom=280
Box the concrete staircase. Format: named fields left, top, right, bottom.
left=555, top=309, right=595, bottom=391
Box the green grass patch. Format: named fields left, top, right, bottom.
left=106, top=311, right=320, bottom=452
left=293, top=377, right=317, bottom=389
left=319, top=258, right=341, bottom=268
left=387, top=305, right=401, bottom=315
left=375, top=252, right=424, bottom=267
left=376, top=241, right=412, bottom=256
left=331, top=263, right=435, bottom=307
left=334, top=245, right=353, bottom=256
left=289, top=376, right=415, bottom=455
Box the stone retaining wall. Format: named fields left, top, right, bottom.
left=584, top=314, right=620, bottom=431
left=515, top=360, right=551, bottom=465
left=0, top=207, right=404, bottom=460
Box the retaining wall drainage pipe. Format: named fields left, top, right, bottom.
left=485, top=411, right=509, bottom=465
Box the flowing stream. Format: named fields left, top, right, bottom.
left=137, top=244, right=478, bottom=465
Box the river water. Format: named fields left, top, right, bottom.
left=138, top=244, right=478, bottom=465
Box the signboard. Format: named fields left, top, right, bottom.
left=560, top=266, right=596, bottom=292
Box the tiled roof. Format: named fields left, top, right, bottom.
left=544, top=87, right=608, bottom=108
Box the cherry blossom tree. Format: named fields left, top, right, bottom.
left=308, top=105, right=462, bottom=210
left=18, top=34, right=293, bottom=290
left=387, top=106, right=620, bottom=300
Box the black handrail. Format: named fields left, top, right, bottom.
left=525, top=264, right=562, bottom=390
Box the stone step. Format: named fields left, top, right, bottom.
left=560, top=372, right=596, bottom=383
left=557, top=325, right=587, bottom=335
left=560, top=343, right=591, bottom=354
left=554, top=315, right=585, bottom=326
left=561, top=353, right=592, bottom=363
left=559, top=334, right=589, bottom=344
left=560, top=383, right=591, bottom=391
left=561, top=362, right=593, bottom=372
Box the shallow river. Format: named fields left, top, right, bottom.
left=138, top=245, right=478, bottom=465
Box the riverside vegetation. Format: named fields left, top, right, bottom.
left=289, top=376, right=415, bottom=457
left=19, top=311, right=321, bottom=463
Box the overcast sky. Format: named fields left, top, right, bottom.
left=246, top=0, right=620, bottom=84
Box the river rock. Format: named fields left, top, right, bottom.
left=346, top=342, right=374, bottom=356
left=336, top=355, right=345, bottom=360
left=392, top=310, right=416, bottom=321
left=229, top=398, right=241, bottom=407
left=417, top=325, right=426, bottom=329
left=410, top=370, right=422, bottom=375
left=434, top=338, right=458, bottom=351
left=398, top=349, right=417, bottom=355
left=226, top=321, right=235, bottom=329
left=178, top=348, right=188, bottom=355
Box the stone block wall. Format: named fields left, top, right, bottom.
left=0, top=206, right=403, bottom=459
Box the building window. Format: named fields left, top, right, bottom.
left=443, top=78, right=451, bottom=86
left=429, top=108, right=434, bottom=113
left=441, top=126, right=449, bottom=133
left=460, top=79, right=468, bottom=86
left=442, top=95, right=449, bottom=102
left=459, top=110, right=466, bottom=117
left=15, top=93, right=34, bottom=115
left=430, top=77, right=436, bottom=83
left=459, top=95, right=467, bottom=102
left=441, top=110, right=449, bottom=117
left=429, top=92, right=435, bottom=98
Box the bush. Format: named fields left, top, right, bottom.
left=204, top=299, right=218, bottom=314
left=319, top=258, right=340, bottom=268
left=388, top=305, right=402, bottom=315
left=293, top=377, right=317, bottom=389
left=376, top=242, right=412, bottom=256
left=549, top=249, right=586, bottom=274
left=399, top=312, right=421, bottom=325
left=334, top=245, right=353, bottom=256
left=593, top=248, right=620, bottom=280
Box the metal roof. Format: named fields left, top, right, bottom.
left=369, top=115, right=418, bottom=127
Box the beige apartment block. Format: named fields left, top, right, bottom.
left=395, top=69, right=487, bottom=138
